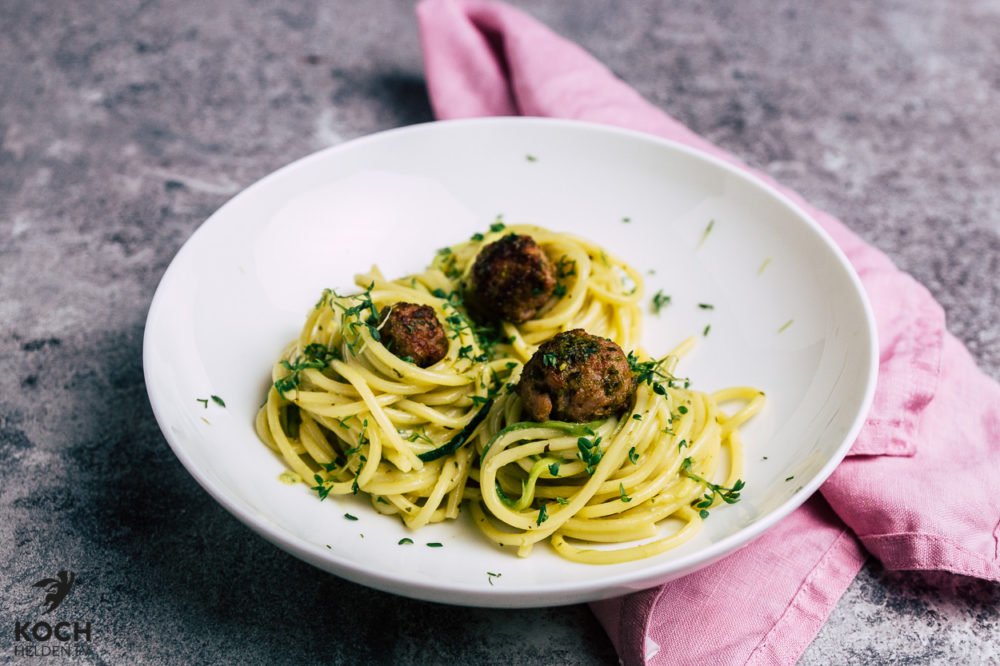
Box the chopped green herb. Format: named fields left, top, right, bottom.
left=526, top=154, right=538, bottom=162
left=555, top=255, right=576, bottom=278
left=627, top=351, right=688, bottom=395
left=678, top=439, right=688, bottom=450
left=405, top=429, right=434, bottom=444
left=344, top=513, right=358, bottom=521
left=490, top=217, right=506, bottom=233
left=487, top=571, right=502, bottom=585
left=680, top=457, right=745, bottom=518
left=678, top=405, right=689, bottom=414
left=576, top=435, right=604, bottom=474
left=697, top=219, right=715, bottom=249
left=471, top=232, right=485, bottom=242
left=652, top=290, right=671, bottom=314
left=758, top=257, right=772, bottom=275
left=632, top=414, right=642, bottom=420
left=548, top=462, right=561, bottom=477
left=699, top=509, right=710, bottom=519
left=398, top=538, right=414, bottom=545
left=778, top=319, right=794, bottom=333
left=628, top=447, right=639, bottom=464
left=553, top=282, right=567, bottom=298
left=622, top=216, right=631, bottom=223
left=196, top=398, right=208, bottom=408
left=426, top=542, right=443, bottom=548
left=311, top=474, right=331, bottom=501
left=703, top=324, right=711, bottom=337
left=619, top=483, right=632, bottom=503
left=785, top=476, right=795, bottom=482
left=542, top=352, right=558, bottom=368
left=697, top=303, right=715, bottom=310
left=555, top=497, right=569, bottom=505
left=274, top=342, right=340, bottom=396
left=536, top=504, right=549, bottom=525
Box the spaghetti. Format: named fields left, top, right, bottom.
left=255, top=222, right=764, bottom=563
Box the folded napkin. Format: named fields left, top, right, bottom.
left=416, top=1, right=1000, bottom=663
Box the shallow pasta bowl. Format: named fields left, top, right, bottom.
left=143, top=117, right=878, bottom=607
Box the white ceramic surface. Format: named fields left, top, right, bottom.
left=143, top=118, right=878, bottom=607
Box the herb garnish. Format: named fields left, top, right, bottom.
left=778, top=319, right=794, bottom=333
left=576, top=435, right=604, bottom=474
left=536, top=504, right=549, bottom=525
left=697, top=219, right=715, bottom=249
left=628, top=447, right=639, bottom=464
left=398, top=538, right=414, bottom=545
left=311, top=474, right=332, bottom=501
left=548, top=462, right=560, bottom=477
left=703, top=324, right=711, bottom=337
left=487, top=571, right=502, bottom=585
left=652, top=290, right=671, bottom=314
left=681, top=457, right=745, bottom=519
left=344, top=513, right=358, bottom=521
left=275, top=343, right=339, bottom=396
left=697, top=303, right=714, bottom=310
left=426, top=542, right=443, bottom=548
left=627, top=351, right=688, bottom=396
left=555, top=255, right=576, bottom=279
left=619, top=483, right=632, bottom=503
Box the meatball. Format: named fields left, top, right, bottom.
left=465, top=233, right=557, bottom=323
left=376, top=302, right=448, bottom=368
left=516, top=329, right=637, bottom=422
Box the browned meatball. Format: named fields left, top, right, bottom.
left=377, top=302, right=448, bottom=368
left=465, top=234, right=557, bottom=323
left=516, top=329, right=637, bottom=422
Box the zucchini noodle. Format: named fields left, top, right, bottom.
left=255, top=222, right=765, bottom=564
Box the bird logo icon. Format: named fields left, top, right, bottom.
left=32, top=571, right=76, bottom=615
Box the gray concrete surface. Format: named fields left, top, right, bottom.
left=2, top=0, right=998, bottom=663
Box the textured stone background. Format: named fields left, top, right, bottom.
left=2, top=0, right=999, bottom=663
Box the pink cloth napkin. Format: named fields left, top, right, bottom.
left=416, top=1, right=1000, bottom=663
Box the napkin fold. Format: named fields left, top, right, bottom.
left=417, top=1, right=1000, bottom=663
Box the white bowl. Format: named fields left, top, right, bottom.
left=143, top=118, right=877, bottom=607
